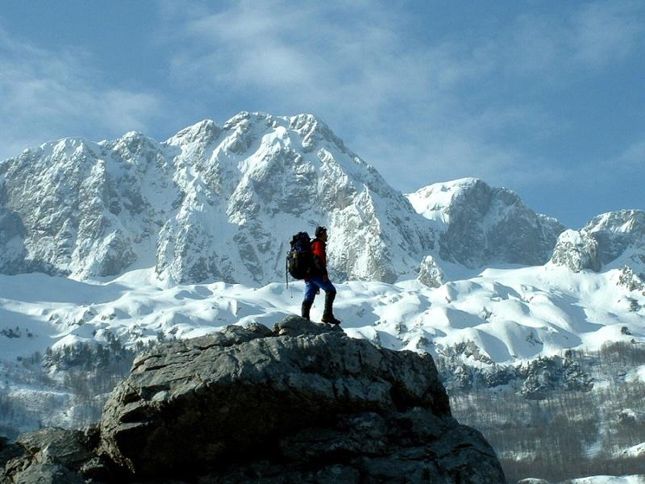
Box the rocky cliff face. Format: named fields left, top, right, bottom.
left=1, top=317, right=506, bottom=483
left=0, top=133, right=173, bottom=278
left=407, top=178, right=565, bottom=268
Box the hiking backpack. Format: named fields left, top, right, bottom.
left=286, top=232, right=313, bottom=281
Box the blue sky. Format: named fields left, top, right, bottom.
left=0, top=0, right=643, bottom=228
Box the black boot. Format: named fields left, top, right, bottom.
left=301, top=300, right=313, bottom=320
left=321, top=291, right=341, bottom=325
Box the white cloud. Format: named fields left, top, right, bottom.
left=0, top=27, right=164, bottom=160
left=503, top=1, right=645, bottom=76
left=165, top=2, right=449, bottom=117
left=161, top=2, right=611, bottom=196
left=571, top=0, right=644, bottom=68
left=614, top=139, right=645, bottom=169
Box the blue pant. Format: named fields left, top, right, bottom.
left=304, top=276, right=336, bottom=303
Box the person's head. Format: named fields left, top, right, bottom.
left=315, top=226, right=328, bottom=240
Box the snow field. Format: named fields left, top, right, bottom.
left=0, top=263, right=642, bottom=366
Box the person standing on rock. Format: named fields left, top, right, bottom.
left=301, top=226, right=341, bottom=325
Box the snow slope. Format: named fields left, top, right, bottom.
left=0, top=263, right=642, bottom=366
left=1, top=112, right=642, bottom=386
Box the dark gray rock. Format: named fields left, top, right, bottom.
left=11, top=463, right=84, bottom=484
left=1, top=316, right=506, bottom=483
left=98, top=316, right=504, bottom=482
left=0, top=427, right=98, bottom=483
left=0, top=436, right=23, bottom=472
left=16, top=428, right=95, bottom=468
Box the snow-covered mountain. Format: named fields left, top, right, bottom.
left=1, top=113, right=643, bottom=482
left=3, top=111, right=614, bottom=288
left=550, top=209, right=645, bottom=277
left=1, top=111, right=642, bottom=359
left=0, top=112, right=642, bottom=356
left=0, top=112, right=438, bottom=285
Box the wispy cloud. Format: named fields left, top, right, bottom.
left=571, top=0, right=644, bottom=68
left=1, top=0, right=641, bottom=227
left=164, top=1, right=427, bottom=115
left=0, top=26, right=164, bottom=160
left=158, top=0, right=643, bottom=196
left=505, top=1, right=644, bottom=76
left=613, top=138, right=645, bottom=169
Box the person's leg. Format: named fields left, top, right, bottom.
left=317, top=279, right=336, bottom=294
left=301, top=300, right=312, bottom=320
left=302, top=280, right=319, bottom=320
left=318, top=280, right=340, bottom=324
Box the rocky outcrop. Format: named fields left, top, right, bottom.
left=550, top=229, right=602, bottom=272
left=1, top=317, right=506, bottom=483
left=583, top=210, right=644, bottom=266
left=417, top=254, right=445, bottom=288
left=0, top=427, right=99, bottom=483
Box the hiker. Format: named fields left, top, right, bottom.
left=301, top=226, right=341, bottom=325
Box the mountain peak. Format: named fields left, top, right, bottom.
left=121, top=130, right=146, bottom=140
left=166, top=119, right=221, bottom=146
left=288, top=112, right=327, bottom=130
left=407, top=177, right=488, bottom=222
left=584, top=209, right=644, bottom=236
left=287, top=112, right=347, bottom=153
left=576, top=209, right=645, bottom=271
left=408, top=178, right=565, bottom=267
left=164, top=112, right=342, bottom=155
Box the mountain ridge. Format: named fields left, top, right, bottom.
left=406, top=177, right=566, bottom=268
left=0, top=113, right=642, bottom=482
left=2, top=111, right=640, bottom=287
left=1, top=112, right=437, bottom=285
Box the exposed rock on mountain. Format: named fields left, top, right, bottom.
left=584, top=210, right=645, bottom=282
left=0, top=113, right=434, bottom=285
left=417, top=254, right=445, bottom=287
left=1, top=317, right=506, bottom=483
left=550, top=210, right=644, bottom=275
left=550, top=229, right=602, bottom=272
left=584, top=210, right=644, bottom=265
left=436, top=346, right=594, bottom=399
left=0, top=134, right=170, bottom=278
left=407, top=178, right=565, bottom=268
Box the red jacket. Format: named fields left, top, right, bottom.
left=311, top=238, right=328, bottom=278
